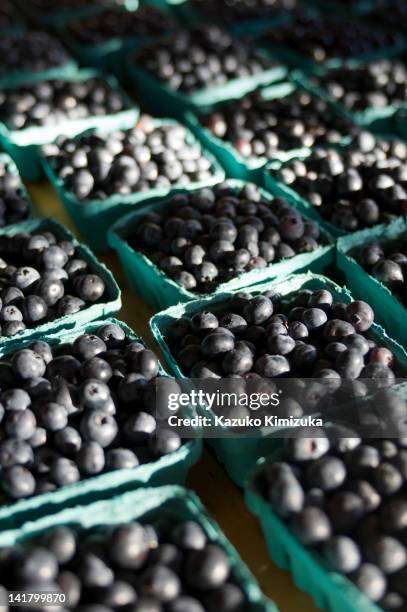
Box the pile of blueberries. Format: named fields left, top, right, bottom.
left=0, top=322, right=182, bottom=502
left=260, top=11, right=400, bottom=63
left=0, top=159, right=31, bottom=227
left=0, top=31, right=72, bottom=77
left=191, top=0, right=298, bottom=23
left=0, top=77, right=128, bottom=130
left=356, top=239, right=407, bottom=306
left=42, top=116, right=216, bottom=202
left=256, top=430, right=407, bottom=607
left=133, top=25, right=277, bottom=95
left=369, top=0, right=407, bottom=33
left=0, top=519, right=250, bottom=611
left=0, top=0, right=20, bottom=29
left=201, top=88, right=357, bottom=161
left=168, top=287, right=398, bottom=402
left=131, top=182, right=325, bottom=294
left=311, top=59, right=407, bottom=112
left=274, top=135, right=407, bottom=231
left=67, top=6, right=176, bottom=46
left=26, top=0, right=103, bottom=9
left=0, top=228, right=107, bottom=337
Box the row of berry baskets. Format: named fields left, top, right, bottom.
left=1, top=2, right=407, bottom=611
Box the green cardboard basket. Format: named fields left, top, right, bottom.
left=0, top=152, right=34, bottom=222
left=0, top=319, right=202, bottom=531
left=58, top=2, right=176, bottom=80
left=261, top=131, right=407, bottom=238
left=41, top=118, right=225, bottom=253
left=0, top=485, right=278, bottom=612
left=127, top=38, right=287, bottom=118
left=290, top=67, right=402, bottom=133
left=108, top=179, right=335, bottom=311
left=312, top=0, right=380, bottom=15
left=174, top=0, right=291, bottom=37
left=336, top=217, right=407, bottom=347
left=0, top=217, right=121, bottom=351
left=0, top=69, right=139, bottom=183
left=257, top=13, right=406, bottom=75
left=245, top=458, right=382, bottom=612
left=15, top=0, right=140, bottom=26
left=0, top=30, right=78, bottom=90
left=150, top=272, right=407, bottom=487
left=185, top=80, right=355, bottom=178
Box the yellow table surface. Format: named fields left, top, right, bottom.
left=28, top=181, right=319, bottom=612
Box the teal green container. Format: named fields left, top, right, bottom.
left=127, top=42, right=287, bottom=118
left=336, top=217, right=407, bottom=347
left=0, top=30, right=78, bottom=90
left=262, top=158, right=349, bottom=238
left=0, top=484, right=278, bottom=612
left=0, top=217, right=121, bottom=351
left=257, top=16, right=406, bottom=74
left=0, top=319, right=202, bottom=531
left=394, top=106, right=407, bottom=140
left=312, top=0, right=379, bottom=15
left=185, top=80, right=355, bottom=178
left=150, top=272, right=407, bottom=487
left=290, top=67, right=402, bottom=133
left=0, top=69, right=139, bottom=182
left=108, top=179, right=335, bottom=311
left=0, top=151, right=34, bottom=220
left=175, top=0, right=291, bottom=37
left=15, top=0, right=139, bottom=26
left=41, top=119, right=225, bottom=253
left=245, top=459, right=382, bottom=612
left=59, top=3, right=176, bottom=81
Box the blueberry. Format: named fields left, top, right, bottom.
left=74, top=274, right=106, bottom=302
left=79, top=552, right=114, bottom=588
left=109, top=523, right=150, bottom=569
left=351, top=564, right=387, bottom=602
left=287, top=431, right=330, bottom=462
left=323, top=536, right=361, bottom=573
left=12, top=349, right=46, bottom=379
left=168, top=598, right=205, bottom=612
left=365, top=536, right=407, bottom=574
left=80, top=410, right=118, bottom=447
left=15, top=546, right=58, bottom=583
left=74, top=334, right=107, bottom=360
left=203, top=583, right=246, bottom=612
left=80, top=357, right=113, bottom=382
left=243, top=296, right=273, bottom=324
left=201, top=332, right=234, bottom=358
left=293, top=507, right=332, bottom=545
left=346, top=301, right=374, bottom=332
left=50, top=457, right=80, bottom=486
left=98, top=323, right=126, bottom=348
left=37, top=402, right=68, bottom=432
left=0, top=438, right=33, bottom=467
left=77, top=441, right=105, bottom=475
left=106, top=448, right=139, bottom=470
left=254, top=354, right=290, bottom=377
left=141, top=565, right=181, bottom=603
left=302, top=307, right=328, bottom=330
left=306, top=456, right=346, bottom=491
left=186, top=545, right=230, bottom=590
left=2, top=465, right=36, bottom=499
left=172, top=522, right=207, bottom=551
left=54, top=427, right=82, bottom=455
left=21, top=295, right=48, bottom=323
left=4, top=408, right=36, bottom=440
left=268, top=471, right=304, bottom=517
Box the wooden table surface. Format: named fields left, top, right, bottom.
left=28, top=181, right=319, bottom=612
